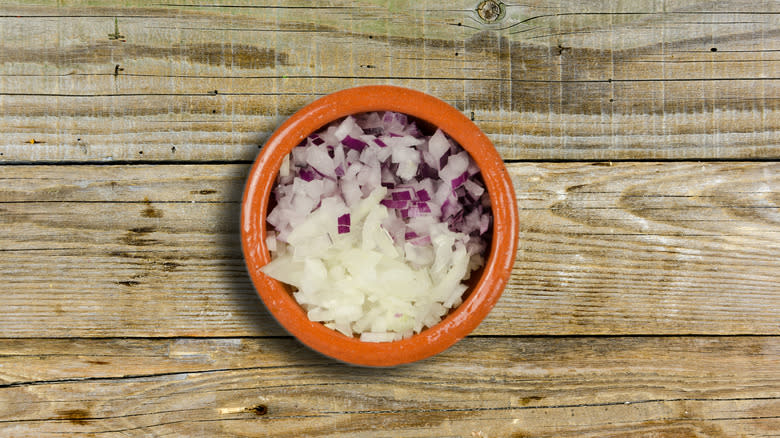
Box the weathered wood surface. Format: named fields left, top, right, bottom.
left=1, top=162, right=777, bottom=337
left=1, top=1, right=779, bottom=436
left=0, top=0, right=778, bottom=162
left=1, top=336, right=778, bottom=437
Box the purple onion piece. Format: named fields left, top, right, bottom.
left=415, top=189, right=431, bottom=202
left=439, top=154, right=449, bottom=170
left=299, top=168, right=317, bottom=182
left=440, top=198, right=451, bottom=216
left=342, top=135, right=368, bottom=152
left=380, top=199, right=408, bottom=209
left=451, top=171, right=469, bottom=189
left=415, top=202, right=431, bottom=213
left=418, top=163, right=438, bottom=179
left=392, top=190, right=413, bottom=201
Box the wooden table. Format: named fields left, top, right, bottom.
left=1, top=1, right=778, bottom=436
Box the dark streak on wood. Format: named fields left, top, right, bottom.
left=141, top=198, right=163, bottom=218
left=520, top=396, right=545, bottom=405
left=120, top=227, right=160, bottom=247
left=115, top=280, right=141, bottom=287
left=56, top=409, right=91, bottom=426
left=0, top=42, right=288, bottom=70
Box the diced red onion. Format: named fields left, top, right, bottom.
left=392, top=190, right=413, bottom=201
left=451, top=171, right=469, bottom=189
left=299, top=168, right=317, bottom=182
left=380, top=199, right=408, bottom=209
left=416, top=189, right=431, bottom=202
left=343, top=135, right=368, bottom=152
left=415, top=202, right=431, bottom=213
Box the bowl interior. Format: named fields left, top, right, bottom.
left=266, top=112, right=493, bottom=315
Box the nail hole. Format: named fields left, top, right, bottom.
left=710, top=47, right=717, bottom=52
left=248, top=405, right=267, bottom=416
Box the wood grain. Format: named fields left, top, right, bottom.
left=1, top=162, right=777, bottom=337
left=0, top=0, right=778, bottom=162
left=0, top=336, right=777, bottom=437
left=1, top=1, right=778, bottom=436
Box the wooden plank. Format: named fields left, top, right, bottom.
left=0, top=1, right=778, bottom=162
left=1, top=162, right=777, bottom=337
left=0, top=336, right=777, bottom=437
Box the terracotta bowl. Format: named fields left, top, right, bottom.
left=241, top=85, right=518, bottom=366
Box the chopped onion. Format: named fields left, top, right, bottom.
left=262, top=111, right=492, bottom=342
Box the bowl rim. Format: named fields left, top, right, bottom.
left=241, top=85, right=518, bottom=366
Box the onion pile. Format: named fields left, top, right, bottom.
left=262, top=111, right=492, bottom=342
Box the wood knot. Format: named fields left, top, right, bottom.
left=476, top=0, right=505, bottom=23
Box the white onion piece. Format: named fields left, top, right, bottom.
left=262, top=111, right=492, bottom=342
left=427, top=129, right=450, bottom=168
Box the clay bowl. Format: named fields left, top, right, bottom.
left=241, top=85, right=517, bottom=366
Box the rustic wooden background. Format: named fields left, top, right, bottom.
left=1, top=0, right=778, bottom=436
